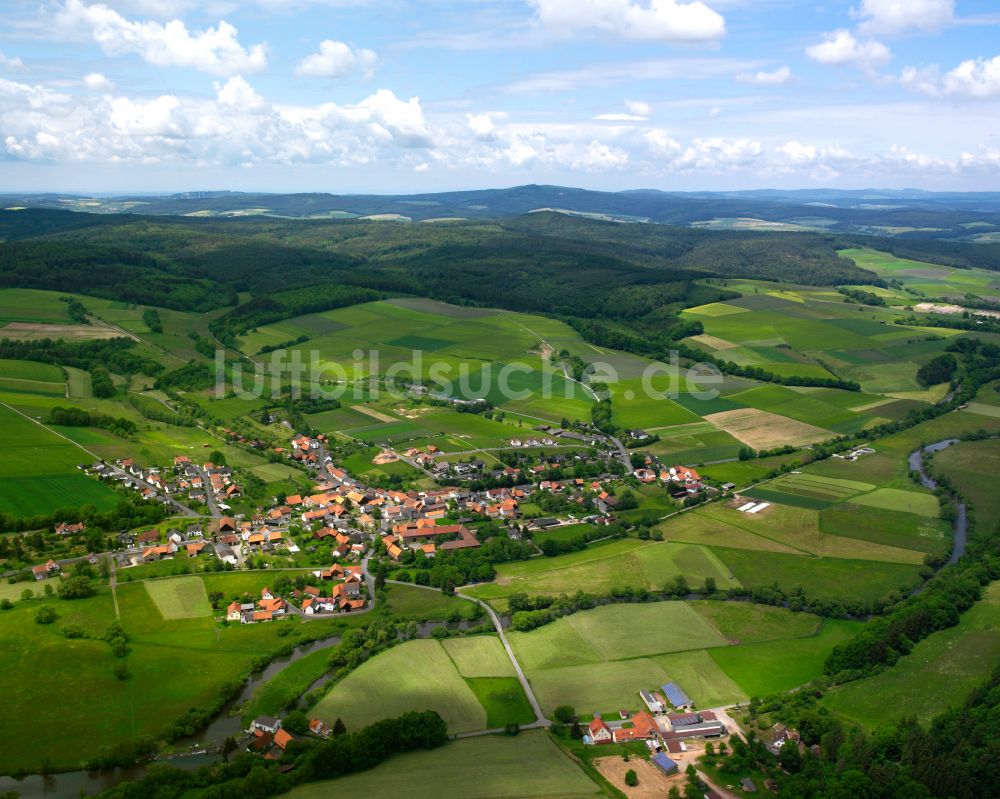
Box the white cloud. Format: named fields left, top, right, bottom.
left=593, top=113, right=646, bottom=121
left=594, top=99, right=650, bottom=121
left=530, top=0, right=726, bottom=42
left=83, top=72, right=113, bottom=90
left=735, top=65, right=791, bottom=85
left=0, top=51, right=25, bottom=69
left=855, top=0, right=954, bottom=36
left=215, top=75, right=267, bottom=111
left=109, top=94, right=182, bottom=138
left=806, top=29, right=890, bottom=69
left=353, top=89, right=431, bottom=147
left=626, top=99, right=650, bottom=117
left=900, top=55, right=1000, bottom=98
left=467, top=112, right=506, bottom=140
left=505, top=57, right=762, bottom=93
left=3, top=73, right=999, bottom=185
left=57, top=0, right=267, bottom=76
left=295, top=40, right=377, bottom=78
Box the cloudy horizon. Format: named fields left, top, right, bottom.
left=2, top=0, right=1000, bottom=194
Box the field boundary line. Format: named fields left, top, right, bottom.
left=0, top=399, right=102, bottom=460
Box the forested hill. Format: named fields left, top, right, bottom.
left=0, top=208, right=881, bottom=318
left=5, top=185, right=1000, bottom=241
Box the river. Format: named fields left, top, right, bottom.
left=908, top=438, right=967, bottom=564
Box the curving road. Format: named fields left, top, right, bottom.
left=386, top=579, right=549, bottom=729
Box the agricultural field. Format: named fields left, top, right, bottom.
left=382, top=583, right=478, bottom=620
left=680, top=275, right=986, bottom=395
left=143, top=575, right=213, bottom=619
left=705, top=407, right=830, bottom=449
left=0, top=572, right=339, bottom=773
left=713, top=547, right=922, bottom=603
left=235, top=299, right=594, bottom=421
left=312, top=638, right=499, bottom=734
left=930, top=437, right=1000, bottom=522
left=659, top=503, right=925, bottom=566
left=511, top=601, right=845, bottom=716
left=285, top=731, right=602, bottom=799
left=840, top=248, right=1000, bottom=300
left=0, top=401, right=121, bottom=517
left=822, top=582, right=1000, bottom=728
left=464, top=539, right=741, bottom=611
left=709, top=619, right=863, bottom=698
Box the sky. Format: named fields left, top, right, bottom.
left=1, top=0, right=1000, bottom=194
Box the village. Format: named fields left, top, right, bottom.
left=18, top=422, right=717, bottom=587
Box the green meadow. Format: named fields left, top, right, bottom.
left=0, top=571, right=341, bottom=773
left=0, top=401, right=120, bottom=517
left=822, top=582, right=1000, bottom=728
left=509, top=601, right=845, bottom=716
left=285, top=732, right=601, bottom=799
left=312, top=639, right=493, bottom=733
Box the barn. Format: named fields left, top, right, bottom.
left=651, top=752, right=678, bottom=775
left=661, top=682, right=692, bottom=709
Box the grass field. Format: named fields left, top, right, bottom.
left=510, top=601, right=835, bottom=714
left=242, top=647, right=333, bottom=723
left=714, top=547, right=923, bottom=603
left=653, top=648, right=749, bottom=707
left=510, top=604, right=727, bottom=671
left=144, top=575, right=213, bottom=619
left=383, top=584, right=477, bottom=620
left=710, top=619, right=863, bottom=698
left=0, top=574, right=330, bottom=773
left=443, top=636, right=516, bottom=677
left=822, top=582, right=1000, bottom=727
left=465, top=677, right=536, bottom=727
left=932, top=438, right=1000, bottom=522
left=285, top=731, right=601, bottom=799
left=661, top=503, right=925, bottom=565
left=819, top=504, right=950, bottom=555
left=312, top=639, right=488, bottom=733
left=0, top=401, right=120, bottom=517
left=464, top=539, right=740, bottom=611
left=850, top=488, right=940, bottom=517
left=689, top=600, right=823, bottom=644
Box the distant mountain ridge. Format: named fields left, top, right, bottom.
left=4, top=184, right=1000, bottom=240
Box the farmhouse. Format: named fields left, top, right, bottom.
left=54, top=521, right=85, bottom=535
left=613, top=711, right=661, bottom=743
left=250, top=716, right=282, bottom=735
left=587, top=715, right=613, bottom=744
left=31, top=559, right=60, bottom=580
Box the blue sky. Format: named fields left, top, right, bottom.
left=1, top=0, right=999, bottom=193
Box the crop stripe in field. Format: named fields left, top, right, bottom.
left=0, top=399, right=102, bottom=460
left=497, top=541, right=661, bottom=584
left=697, top=511, right=815, bottom=557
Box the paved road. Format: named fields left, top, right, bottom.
left=195, top=467, right=224, bottom=519
left=386, top=579, right=549, bottom=728
left=606, top=433, right=632, bottom=475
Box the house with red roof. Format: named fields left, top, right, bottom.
left=588, top=715, right=613, bottom=744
